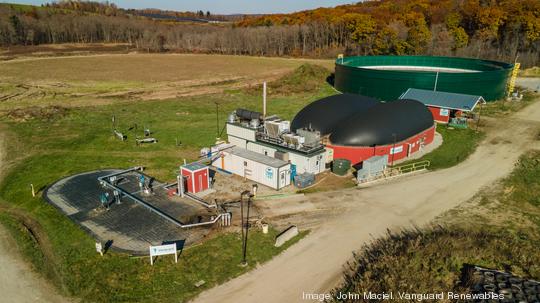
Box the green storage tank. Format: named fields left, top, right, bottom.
left=332, top=159, right=351, bottom=176
left=334, top=56, right=514, bottom=101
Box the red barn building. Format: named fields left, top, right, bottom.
left=181, top=163, right=210, bottom=194
left=399, top=88, right=484, bottom=124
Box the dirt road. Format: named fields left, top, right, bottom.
left=193, top=97, right=540, bottom=303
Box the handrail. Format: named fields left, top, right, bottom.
left=98, top=167, right=222, bottom=228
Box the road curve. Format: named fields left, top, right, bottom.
left=192, top=96, right=540, bottom=303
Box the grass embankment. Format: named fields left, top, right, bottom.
left=400, top=127, right=484, bottom=170
left=481, top=92, right=537, bottom=117
left=520, top=66, right=540, bottom=77
left=0, top=208, right=307, bottom=302
left=332, top=151, right=540, bottom=302
left=0, top=62, right=335, bottom=302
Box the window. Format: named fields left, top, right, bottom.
left=244, top=161, right=248, bottom=166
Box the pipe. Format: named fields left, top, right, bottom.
left=263, top=82, right=267, bottom=118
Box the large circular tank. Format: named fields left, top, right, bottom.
left=334, top=56, right=513, bottom=101
left=290, top=93, right=378, bottom=135
left=329, top=99, right=434, bottom=146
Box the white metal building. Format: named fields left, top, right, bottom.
left=212, top=147, right=291, bottom=190
left=226, top=121, right=326, bottom=175
left=245, top=141, right=325, bottom=175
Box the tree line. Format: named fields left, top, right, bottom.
left=0, top=0, right=538, bottom=66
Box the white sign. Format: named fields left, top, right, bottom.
left=95, top=242, right=103, bottom=256
left=439, top=108, right=450, bottom=116
left=390, top=145, right=404, bottom=155
left=149, top=243, right=177, bottom=265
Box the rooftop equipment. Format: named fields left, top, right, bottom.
left=236, top=108, right=263, bottom=121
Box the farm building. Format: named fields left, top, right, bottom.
left=291, top=95, right=435, bottom=166
left=399, top=88, right=485, bottom=124
left=212, top=146, right=291, bottom=190
left=181, top=163, right=210, bottom=194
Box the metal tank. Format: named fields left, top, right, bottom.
left=334, top=56, right=514, bottom=101
left=332, top=158, right=351, bottom=176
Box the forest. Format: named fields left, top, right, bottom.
left=0, top=0, right=539, bottom=66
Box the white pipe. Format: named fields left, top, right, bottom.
left=263, top=82, right=267, bottom=118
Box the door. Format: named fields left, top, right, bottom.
left=198, top=175, right=203, bottom=192
left=280, top=171, right=286, bottom=188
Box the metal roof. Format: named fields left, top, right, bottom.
left=182, top=162, right=208, bottom=172
left=228, top=147, right=289, bottom=168
left=399, top=88, right=484, bottom=111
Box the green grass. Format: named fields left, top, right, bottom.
left=481, top=92, right=537, bottom=117
left=0, top=86, right=331, bottom=302
left=0, top=208, right=308, bottom=302
left=520, top=66, right=540, bottom=77
left=399, top=126, right=484, bottom=170
left=331, top=151, right=540, bottom=302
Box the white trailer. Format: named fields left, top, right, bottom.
left=212, top=147, right=291, bottom=190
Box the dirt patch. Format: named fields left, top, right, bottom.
left=7, top=106, right=69, bottom=122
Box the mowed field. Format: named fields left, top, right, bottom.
left=0, top=53, right=334, bottom=110
left=1, top=53, right=334, bottom=82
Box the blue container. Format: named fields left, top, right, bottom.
left=290, top=164, right=297, bottom=181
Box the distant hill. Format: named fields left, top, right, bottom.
left=0, top=0, right=538, bottom=66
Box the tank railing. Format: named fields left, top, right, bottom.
left=358, top=160, right=431, bottom=185
left=98, top=167, right=223, bottom=228
left=388, top=160, right=431, bottom=176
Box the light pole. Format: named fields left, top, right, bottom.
left=242, top=193, right=252, bottom=266
left=239, top=190, right=251, bottom=266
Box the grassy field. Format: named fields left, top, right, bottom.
left=520, top=66, right=540, bottom=77
left=0, top=54, right=334, bottom=110
left=0, top=53, right=492, bottom=302
left=481, top=92, right=537, bottom=117
left=0, top=54, right=333, bottom=83
left=0, top=55, right=336, bottom=302
left=332, top=151, right=540, bottom=302
left=399, top=126, right=484, bottom=170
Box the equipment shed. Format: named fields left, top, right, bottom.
left=181, top=163, right=210, bottom=194
left=212, top=147, right=291, bottom=190
left=399, top=88, right=485, bottom=123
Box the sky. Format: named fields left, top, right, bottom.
left=6, top=0, right=357, bottom=14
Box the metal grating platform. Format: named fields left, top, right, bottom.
left=44, top=170, right=214, bottom=255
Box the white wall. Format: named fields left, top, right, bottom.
left=246, top=142, right=277, bottom=157
left=228, top=136, right=247, bottom=149
left=227, top=124, right=256, bottom=141
left=212, top=151, right=290, bottom=190
left=289, top=152, right=325, bottom=175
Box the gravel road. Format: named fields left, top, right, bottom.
left=192, top=94, right=540, bottom=303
